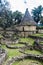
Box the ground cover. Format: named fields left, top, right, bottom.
left=1, top=45, right=23, bottom=58
left=12, top=59, right=43, bottom=65
left=32, top=34, right=43, bottom=38
left=24, top=49, right=42, bottom=55
left=1, top=37, right=43, bottom=65
left=8, top=43, right=25, bottom=47
left=19, top=38, right=34, bottom=45
left=40, top=41, right=43, bottom=44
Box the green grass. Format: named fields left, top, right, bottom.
left=1, top=45, right=23, bottom=65
left=32, top=34, right=43, bottom=38
left=19, top=38, right=34, bottom=45
left=1, top=45, right=22, bottom=58
left=0, top=34, right=3, bottom=38
left=9, top=43, right=25, bottom=47
left=24, top=50, right=42, bottom=55
left=7, top=49, right=22, bottom=58
left=40, top=41, right=43, bottom=44
left=12, top=59, right=43, bottom=65
left=1, top=37, right=43, bottom=65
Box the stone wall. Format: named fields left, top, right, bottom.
left=0, top=25, right=36, bottom=37
left=0, top=49, right=7, bottom=65
left=16, top=25, right=36, bottom=31
left=15, top=25, right=36, bottom=37
left=28, top=35, right=43, bottom=41
left=24, top=26, right=36, bottom=31
left=6, top=54, right=43, bottom=65
left=34, top=42, right=43, bottom=52
left=38, top=29, right=43, bottom=33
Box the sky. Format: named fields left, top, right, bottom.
left=7, top=0, right=43, bottom=14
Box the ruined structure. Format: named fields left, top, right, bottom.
left=0, top=48, right=7, bottom=65
left=16, top=8, right=36, bottom=37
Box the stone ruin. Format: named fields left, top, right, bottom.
left=0, top=35, right=43, bottom=65
left=33, top=39, right=43, bottom=52
left=6, top=54, right=43, bottom=65
left=0, top=47, right=7, bottom=65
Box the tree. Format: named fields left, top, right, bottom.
left=40, top=16, right=43, bottom=24
left=32, top=5, right=43, bottom=23
left=0, top=0, right=13, bottom=36
left=0, top=0, right=13, bottom=29
left=13, top=11, right=23, bottom=24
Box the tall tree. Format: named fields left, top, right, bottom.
left=13, top=11, right=23, bottom=24
left=0, top=0, right=13, bottom=29
left=32, top=5, right=43, bottom=23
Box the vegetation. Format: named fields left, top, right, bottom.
left=19, top=38, right=34, bottom=45
left=8, top=44, right=25, bottom=47
left=12, top=59, right=43, bottom=65
left=12, top=11, right=23, bottom=24
left=37, top=26, right=43, bottom=29
left=24, top=50, right=42, bottom=55
left=40, top=16, right=43, bottom=24
left=0, top=1, right=43, bottom=65
left=0, top=0, right=23, bottom=29
left=32, top=5, right=43, bottom=24
left=1, top=37, right=43, bottom=65
left=0, top=0, right=13, bottom=29
left=0, top=0, right=43, bottom=29
left=40, top=41, right=43, bottom=44
left=32, top=33, right=43, bottom=37
left=2, top=45, right=22, bottom=58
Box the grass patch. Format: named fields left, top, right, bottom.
left=24, top=50, right=42, bottom=55
left=32, top=34, right=43, bottom=38
left=12, top=59, right=43, bottom=65
left=1, top=45, right=22, bottom=58
left=1, top=37, right=43, bottom=65
left=40, top=41, right=43, bottom=44
left=9, top=43, right=25, bottom=47
left=19, top=38, right=34, bottom=45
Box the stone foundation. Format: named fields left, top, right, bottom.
left=0, top=49, right=7, bottom=65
